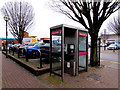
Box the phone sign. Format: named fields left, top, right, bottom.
left=51, top=30, right=61, bottom=35
left=79, top=32, right=88, bottom=37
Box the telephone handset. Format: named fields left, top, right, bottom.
left=64, top=44, right=68, bottom=54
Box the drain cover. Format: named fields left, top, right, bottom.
left=87, top=73, right=101, bottom=81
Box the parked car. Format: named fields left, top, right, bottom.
left=25, top=42, right=61, bottom=63
left=18, top=41, right=43, bottom=56
left=19, top=41, right=46, bottom=58
left=1, top=43, right=14, bottom=50
left=19, top=40, right=61, bottom=63
left=106, top=43, right=111, bottom=47
left=116, top=43, right=120, bottom=49
left=8, top=44, right=14, bottom=51
left=19, top=41, right=40, bottom=51
left=107, top=44, right=119, bottom=50
left=19, top=42, right=32, bottom=47
left=8, top=44, right=13, bottom=48
left=12, top=43, right=21, bottom=51
left=26, top=42, right=44, bottom=51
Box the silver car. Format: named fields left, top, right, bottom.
left=107, top=44, right=119, bottom=50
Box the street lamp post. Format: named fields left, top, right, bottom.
left=4, top=16, right=10, bottom=58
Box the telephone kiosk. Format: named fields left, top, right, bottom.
left=50, top=24, right=88, bottom=80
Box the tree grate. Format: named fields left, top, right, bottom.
left=86, top=73, right=101, bottom=81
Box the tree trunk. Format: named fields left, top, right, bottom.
left=18, top=30, right=24, bottom=44
left=90, top=35, right=99, bottom=66
left=18, top=39, right=22, bottom=44
left=18, top=36, right=23, bottom=44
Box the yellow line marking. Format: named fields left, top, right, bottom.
left=101, top=60, right=120, bottom=64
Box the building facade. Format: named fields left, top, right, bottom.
left=100, top=34, right=120, bottom=44
left=0, top=31, right=30, bottom=46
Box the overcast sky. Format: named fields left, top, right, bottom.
left=0, top=0, right=116, bottom=39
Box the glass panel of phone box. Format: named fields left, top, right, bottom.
left=51, top=30, right=62, bottom=76
left=78, top=35, right=87, bottom=71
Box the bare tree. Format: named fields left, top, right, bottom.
left=107, top=11, right=120, bottom=35
left=1, top=1, right=35, bottom=44
left=50, top=0, right=120, bottom=66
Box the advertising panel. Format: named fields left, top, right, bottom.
left=51, top=28, right=62, bottom=76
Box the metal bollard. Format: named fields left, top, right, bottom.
left=37, top=49, right=43, bottom=68
left=12, top=48, right=14, bottom=55
left=25, top=49, right=28, bottom=62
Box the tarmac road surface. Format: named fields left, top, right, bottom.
left=100, top=51, right=119, bottom=62
left=88, top=48, right=119, bottom=62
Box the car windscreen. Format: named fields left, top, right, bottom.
left=109, top=44, right=116, bottom=47
left=44, top=43, right=50, bottom=46
left=34, top=43, right=44, bottom=46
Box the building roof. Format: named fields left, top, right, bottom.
left=0, top=37, right=17, bottom=39
left=100, top=34, right=119, bottom=37
left=40, top=38, right=50, bottom=40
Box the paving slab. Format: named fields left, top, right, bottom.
left=1, top=51, right=49, bottom=88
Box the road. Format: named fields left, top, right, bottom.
left=88, top=48, right=119, bottom=62
left=100, top=51, right=119, bottom=62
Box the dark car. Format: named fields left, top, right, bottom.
left=25, top=42, right=61, bottom=63
left=26, top=43, right=48, bottom=59
left=40, top=42, right=62, bottom=63
left=22, top=40, right=61, bottom=63
left=40, top=43, right=50, bottom=57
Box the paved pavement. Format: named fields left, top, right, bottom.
left=1, top=50, right=119, bottom=89
left=39, top=60, right=119, bottom=88
left=1, top=51, right=49, bottom=88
